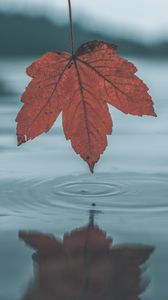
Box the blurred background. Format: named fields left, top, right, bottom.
left=0, top=0, right=167, bottom=175
left=0, top=0, right=168, bottom=56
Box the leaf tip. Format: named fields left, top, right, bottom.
left=17, top=134, right=27, bottom=146
left=149, top=108, right=157, bottom=117
left=88, top=162, right=95, bottom=174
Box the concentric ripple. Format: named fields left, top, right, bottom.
left=54, top=181, right=123, bottom=198
left=1, top=173, right=168, bottom=217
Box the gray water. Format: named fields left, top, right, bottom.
left=0, top=57, right=168, bottom=300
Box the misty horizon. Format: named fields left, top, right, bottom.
left=0, top=0, right=168, bottom=42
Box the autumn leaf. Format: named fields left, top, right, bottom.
left=16, top=1, right=156, bottom=173
left=16, top=40, right=156, bottom=172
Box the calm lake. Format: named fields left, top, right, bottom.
left=0, top=56, right=168, bottom=300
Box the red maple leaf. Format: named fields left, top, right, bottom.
left=16, top=2, right=156, bottom=173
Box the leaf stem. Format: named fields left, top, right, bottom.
left=68, top=0, right=74, bottom=55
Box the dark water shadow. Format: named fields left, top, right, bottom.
left=19, top=206, right=154, bottom=300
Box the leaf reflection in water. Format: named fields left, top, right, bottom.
left=19, top=208, right=154, bottom=300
